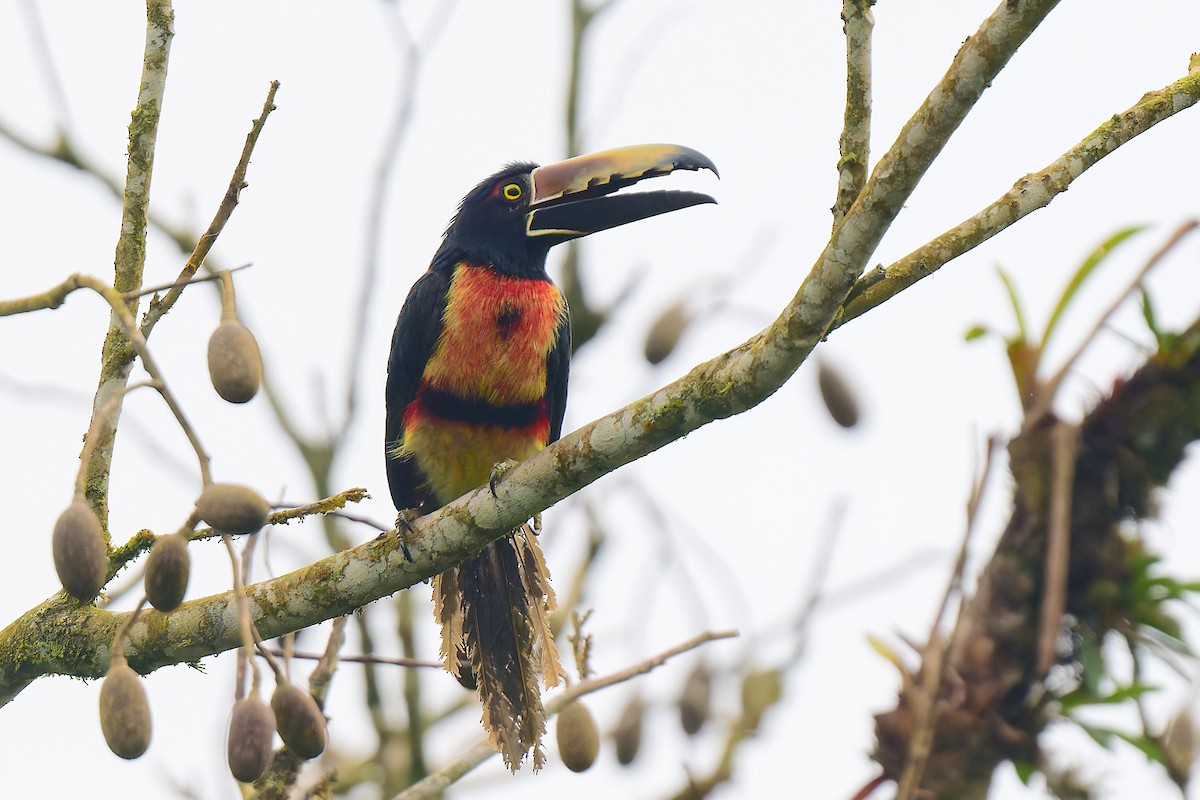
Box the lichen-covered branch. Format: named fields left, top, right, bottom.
left=81, top=0, right=174, bottom=526
left=0, top=0, right=1065, bottom=706
left=791, top=0, right=1059, bottom=361
left=838, top=67, right=1200, bottom=328
left=833, top=0, right=875, bottom=225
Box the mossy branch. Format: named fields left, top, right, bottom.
left=874, top=281, right=1200, bottom=797
left=838, top=67, right=1200, bottom=328
left=80, top=0, right=174, bottom=526
left=0, top=0, right=1067, bottom=706
left=833, top=0, right=875, bottom=226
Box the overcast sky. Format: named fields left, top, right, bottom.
left=2, top=2, right=1200, bottom=798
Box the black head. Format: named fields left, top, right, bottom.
left=437, top=162, right=548, bottom=279
left=432, top=144, right=720, bottom=279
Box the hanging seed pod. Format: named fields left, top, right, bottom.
left=271, top=682, right=327, bottom=760
left=556, top=700, right=600, bottom=772
left=679, top=660, right=712, bottom=736
left=52, top=499, right=107, bottom=601
left=144, top=532, right=191, bottom=612
left=196, top=483, right=270, bottom=536
left=227, top=695, right=277, bottom=783
left=643, top=300, right=692, bottom=365
left=99, top=657, right=152, bottom=759
left=740, top=667, right=784, bottom=731
left=207, top=319, right=263, bottom=404
left=816, top=359, right=861, bottom=429
left=612, top=694, right=645, bottom=766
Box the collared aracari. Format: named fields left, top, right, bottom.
left=385, top=143, right=717, bottom=770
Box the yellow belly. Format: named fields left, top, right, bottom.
left=402, top=416, right=546, bottom=503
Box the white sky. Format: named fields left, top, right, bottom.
left=2, top=1, right=1200, bottom=798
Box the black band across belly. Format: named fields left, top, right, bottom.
left=416, top=384, right=546, bottom=430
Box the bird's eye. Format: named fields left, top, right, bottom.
left=502, top=183, right=523, bottom=201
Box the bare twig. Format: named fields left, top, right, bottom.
left=558, top=0, right=625, bottom=352
left=895, top=435, right=1001, bottom=799
left=141, top=81, right=280, bottom=337
left=393, top=629, right=737, bottom=800
left=790, top=499, right=845, bottom=666
left=341, top=2, right=456, bottom=437
left=17, top=0, right=72, bottom=130
left=308, top=615, right=349, bottom=707
left=263, top=647, right=441, bottom=671
left=11, top=274, right=212, bottom=484
left=125, top=263, right=252, bottom=302
left=1029, top=219, right=1200, bottom=422
left=1035, top=421, right=1079, bottom=675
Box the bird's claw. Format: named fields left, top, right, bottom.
left=489, top=459, right=519, bottom=498
left=394, top=509, right=418, bottom=563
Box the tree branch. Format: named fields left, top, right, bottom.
left=875, top=296, right=1200, bottom=797
left=139, top=80, right=279, bottom=337
left=393, top=629, right=737, bottom=800
left=833, top=0, right=875, bottom=225
left=0, top=0, right=1065, bottom=706
left=838, top=67, right=1200, bottom=328
left=80, top=0, right=174, bottom=527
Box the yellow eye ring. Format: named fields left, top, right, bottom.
left=502, top=183, right=523, bottom=201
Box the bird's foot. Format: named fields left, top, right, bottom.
left=488, top=459, right=520, bottom=498
left=394, top=509, right=418, bottom=563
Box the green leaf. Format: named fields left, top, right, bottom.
left=1012, top=760, right=1037, bottom=785
left=1076, top=635, right=1107, bottom=697
left=996, top=266, right=1030, bottom=346
left=1079, top=723, right=1166, bottom=763
left=1140, top=287, right=1162, bottom=341
left=1111, top=729, right=1166, bottom=764
left=1080, top=722, right=1118, bottom=750
left=964, top=324, right=990, bottom=342
left=1060, top=682, right=1157, bottom=710
left=1041, top=225, right=1147, bottom=350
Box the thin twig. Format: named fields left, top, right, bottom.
left=1036, top=421, right=1079, bottom=675
left=140, top=81, right=279, bottom=336
left=895, top=435, right=1001, bottom=800
left=789, top=499, right=845, bottom=666
left=15, top=274, right=213, bottom=485
left=17, top=0, right=72, bottom=131
left=125, top=263, right=251, bottom=302
left=341, top=3, right=456, bottom=438
left=0, top=265, right=253, bottom=317
left=393, top=629, right=737, bottom=800
left=1029, top=219, right=1200, bottom=423
left=308, top=616, right=349, bottom=708
left=941, top=435, right=1001, bottom=634
left=263, top=646, right=441, bottom=671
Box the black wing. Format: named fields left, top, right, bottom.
left=545, top=296, right=571, bottom=444
left=385, top=269, right=451, bottom=512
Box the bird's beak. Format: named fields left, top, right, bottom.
left=525, top=144, right=718, bottom=242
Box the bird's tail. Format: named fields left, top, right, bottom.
left=432, top=524, right=565, bottom=771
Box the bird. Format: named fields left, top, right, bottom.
left=385, top=143, right=717, bottom=770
